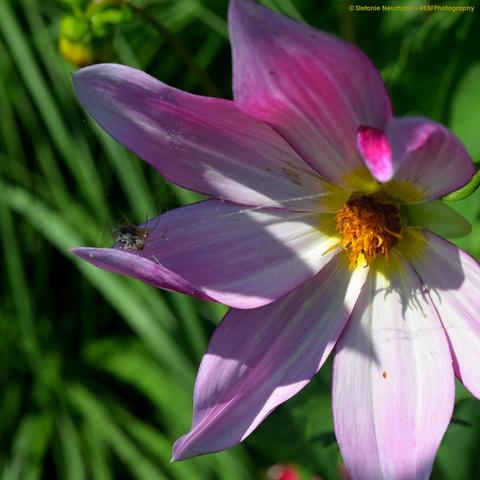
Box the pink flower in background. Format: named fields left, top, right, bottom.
left=266, top=464, right=325, bottom=480
left=266, top=464, right=302, bottom=480
left=72, top=0, right=480, bottom=478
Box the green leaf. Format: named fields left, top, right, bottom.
left=0, top=181, right=193, bottom=380
left=60, top=15, right=90, bottom=42
left=56, top=414, right=86, bottom=480
left=437, top=397, right=480, bottom=480
left=80, top=424, right=113, bottom=480
left=112, top=404, right=208, bottom=480
left=0, top=0, right=108, bottom=218
left=67, top=384, right=169, bottom=480
left=447, top=186, right=480, bottom=259
left=84, top=338, right=194, bottom=433
left=403, top=200, right=472, bottom=237
left=450, top=63, right=480, bottom=159
left=3, top=413, right=54, bottom=480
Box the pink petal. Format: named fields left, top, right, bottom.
left=74, top=64, right=344, bottom=212
left=385, top=117, right=475, bottom=201
left=173, top=254, right=368, bottom=460
left=73, top=200, right=339, bottom=309
left=73, top=247, right=215, bottom=302
left=411, top=232, right=480, bottom=398
left=356, top=126, right=393, bottom=182
left=333, top=253, right=455, bottom=480
left=229, top=0, right=392, bottom=185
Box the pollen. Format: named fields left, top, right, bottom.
left=335, top=195, right=402, bottom=270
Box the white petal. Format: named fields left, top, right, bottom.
left=333, top=253, right=455, bottom=480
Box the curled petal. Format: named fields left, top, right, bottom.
left=383, top=117, right=475, bottom=202
left=333, top=253, right=454, bottom=480
left=74, top=200, right=339, bottom=309
left=356, top=126, right=393, bottom=182
left=410, top=232, right=480, bottom=399
left=74, top=63, right=345, bottom=212
left=173, top=254, right=368, bottom=460
left=229, top=0, right=392, bottom=186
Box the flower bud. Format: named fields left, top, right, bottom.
left=58, top=2, right=130, bottom=68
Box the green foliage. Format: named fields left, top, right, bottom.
left=1, top=1, right=480, bottom=479
left=450, top=63, right=480, bottom=159
left=443, top=169, right=480, bottom=201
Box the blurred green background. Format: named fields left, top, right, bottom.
left=0, top=0, right=479, bottom=479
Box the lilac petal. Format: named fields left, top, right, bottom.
left=73, top=247, right=215, bottom=302
left=173, top=254, right=369, bottom=460
left=356, top=126, right=393, bottom=182
left=384, top=117, right=475, bottom=201
left=74, top=200, right=340, bottom=309
left=333, top=253, right=454, bottom=480
left=229, top=0, right=392, bottom=186
left=73, top=64, right=346, bottom=212
left=410, top=232, right=480, bottom=399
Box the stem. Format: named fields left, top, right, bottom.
left=340, top=0, right=355, bottom=42
left=443, top=167, right=480, bottom=202
left=125, top=1, right=221, bottom=97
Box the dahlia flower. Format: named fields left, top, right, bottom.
left=72, top=1, right=480, bottom=478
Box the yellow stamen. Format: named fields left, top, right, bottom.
left=335, top=195, right=402, bottom=270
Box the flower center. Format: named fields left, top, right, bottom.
left=335, top=195, right=402, bottom=270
